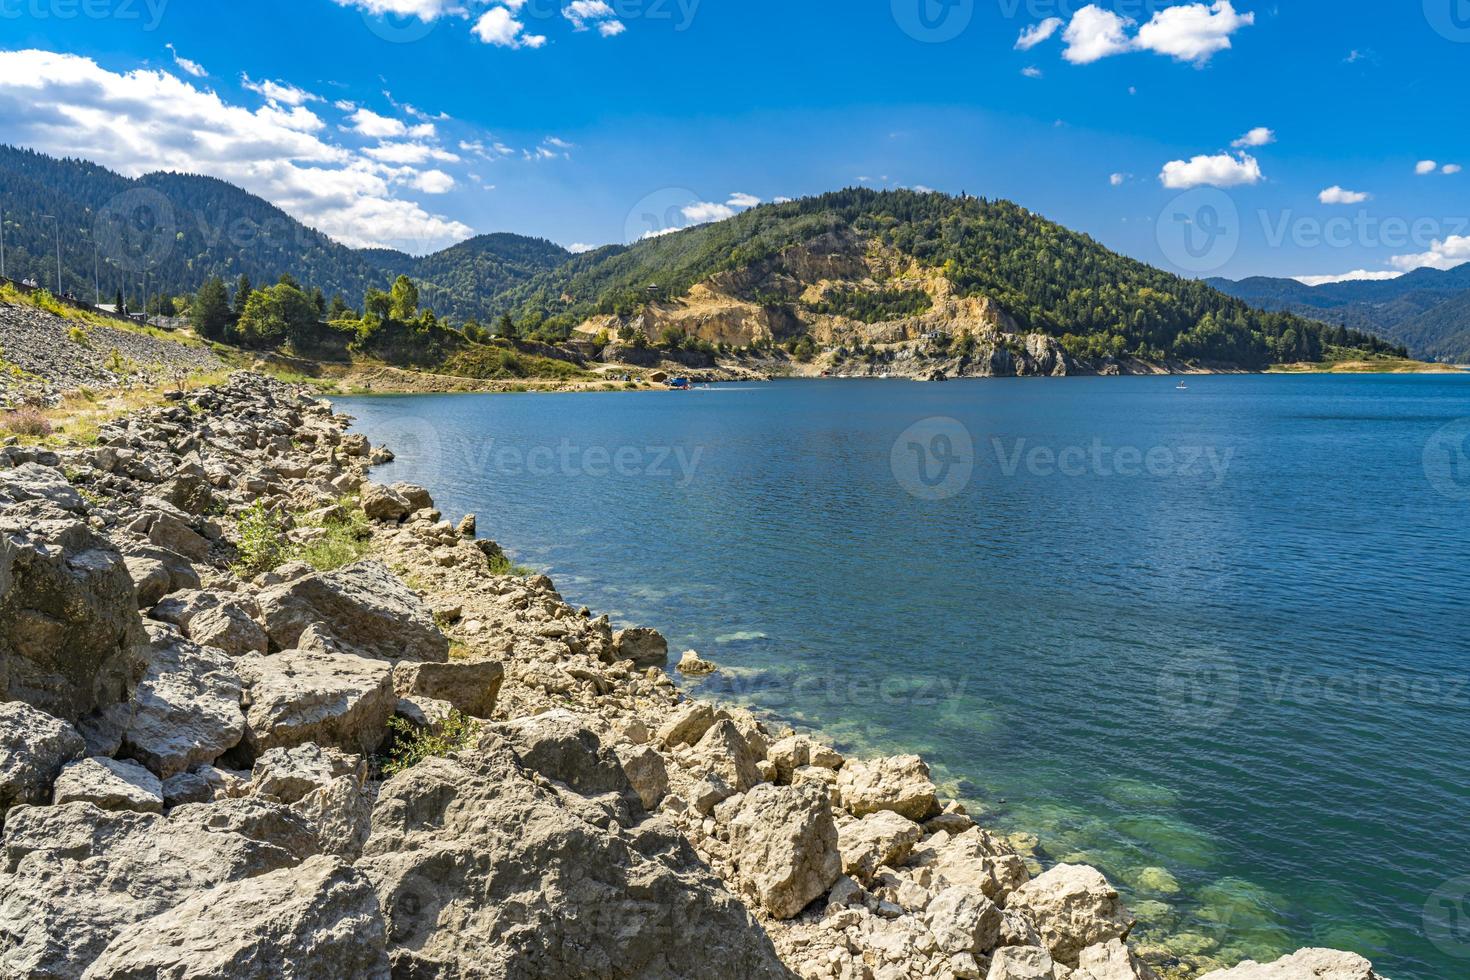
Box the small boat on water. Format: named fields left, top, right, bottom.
left=1176, top=380, right=1189, bottom=390
left=668, top=377, right=691, bottom=390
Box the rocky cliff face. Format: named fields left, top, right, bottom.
left=0, top=373, right=1386, bottom=980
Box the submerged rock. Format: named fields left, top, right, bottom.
left=1198, top=948, right=1382, bottom=979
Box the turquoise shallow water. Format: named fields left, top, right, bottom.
left=340, top=375, right=1470, bottom=978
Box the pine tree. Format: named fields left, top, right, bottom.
left=193, top=276, right=232, bottom=341
left=234, top=274, right=252, bottom=317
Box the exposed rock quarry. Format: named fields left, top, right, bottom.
left=0, top=372, right=1388, bottom=980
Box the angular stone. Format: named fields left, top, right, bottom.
left=926, top=885, right=1003, bottom=957
left=121, top=624, right=245, bottom=778
left=391, top=659, right=503, bottom=718
left=52, top=757, right=164, bottom=814
left=252, top=742, right=366, bottom=805
left=615, top=743, right=669, bottom=811
left=839, top=810, right=923, bottom=883
left=493, top=710, right=639, bottom=815
left=1197, top=948, right=1382, bottom=980
left=0, top=798, right=319, bottom=979
left=358, top=735, right=788, bottom=978
left=723, top=782, right=841, bottom=919
left=987, top=945, right=1059, bottom=980
left=360, top=482, right=410, bottom=522
left=1007, top=864, right=1134, bottom=968
left=237, top=648, right=396, bottom=760
left=82, top=855, right=389, bottom=980
left=256, top=560, right=448, bottom=662
left=1072, top=938, right=1159, bottom=980
left=693, top=718, right=762, bottom=793
left=0, top=502, right=147, bottom=722
left=657, top=701, right=727, bottom=748
left=0, top=701, right=84, bottom=827
left=836, top=754, right=939, bottom=821
left=613, top=625, right=668, bottom=667
left=0, top=462, right=84, bottom=511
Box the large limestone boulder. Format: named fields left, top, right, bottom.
left=0, top=701, right=84, bottom=827
left=251, top=742, right=367, bottom=805
left=987, top=945, right=1060, bottom=979
left=1073, top=938, right=1159, bottom=980
left=52, top=757, right=164, bottom=814
left=236, top=648, right=396, bottom=760
left=657, top=701, right=727, bottom=748
left=836, top=754, right=939, bottom=821
left=357, top=734, right=791, bottom=979
left=839, top=809, right=923, bottom=883
left=923, top=826, right=1031, bottom=900
left=768, top=733, right=844, bottom=783
left=0, top=798, right=319, bottom=978
left=0, top=502, right=147, bottom=722
left=926, top=885, right=1003, bottom=958
left=360, top=482, right=411, bottom=522
left=121, top=624, right=245, bottom=778
left=1198, top=948, right=1382, bottom=979
left=613, top=625, right=669, bottom=667
left=0, top=462, right=84, bottom=511
left=81, top=855, right=389, bottom=979
left=151, top=589, right=268, bottom=657
left=256, top=560, right=448, bottom=662
left=692, top=717, right=763, bottom=793
left=392, top=659, right=503, bottom=718
left=615, top=743, right=669, bottom=811
left=492, top=710, right=641, bottom=817
left=1006, top=864, right=1134, bottom=968
left=722, top=782, right=842, bottom=919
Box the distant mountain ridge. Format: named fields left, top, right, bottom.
left=0, top=145, right=1405, bottom=370
left=1208, top=265, right=1470, bottom=362
left=0, top=144, right=568, bottom=320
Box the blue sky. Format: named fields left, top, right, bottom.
left=1, top=0, right=1467, bottom=283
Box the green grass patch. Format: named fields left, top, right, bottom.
left=443, top=342, right=586, bottom=381
left=485, top=552, right=535, bottom=577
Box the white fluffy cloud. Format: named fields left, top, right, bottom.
left=1318, top=185, right=1369, bottom=205
left=0, top=49, right=472, bottom=253
left=567, top=242, right=597, bottom=253
left=1109, top=173, right=1128, bottom=186
left=473, top=6, right=547, bottom=48
left=1021, top=66, right=1044, bottom=78
left=1416, top=160, right=1438, bottom=175
left=1063, top=6, right=1133, bottom=64
left=165, top=44, right=206, bottom=78
left=1293, top=270, right=1403, bottom=286
left=364, top=141, right=461, bottom=164
left=242, top=75, right=321, bottom=107
left=1061, top=2, right=1253, bottom=66
left=1015, top=17, right=1063, bottom=50
left=682, top=201, right=736, bottom=223
left=1231, top=127, right=1274, bottom=148
left=1444, top=164, right=1463, bottom=175
left=411, top=169, right=455, bottom=193
left=727, top=192, right=761, bottom=208
left=1159, top=151, right=1263, bottom=189
left=1390, top=235, right=1470, bottom=272
left=330, top=0, right=463, bottom=20
left=347, top=108, right=408, bottom=138
left=563, top=0, right=624, bottom=35
left=1134, top=1, right=1254, bottom=63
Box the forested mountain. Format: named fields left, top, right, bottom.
left=0, top=145, right=565, bottom=312
left=496, top=189, right=1402, bottom=368
left=0, top=146, right=1404, bottom=369
left=1209, top=265, right=1470, bottom=362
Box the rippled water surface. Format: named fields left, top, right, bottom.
left=340, top=375, right=1470, bottom=978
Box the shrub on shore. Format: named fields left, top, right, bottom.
left=2, top=407, right=53, bottom=437
left=380, top=710, right=480, bottom=776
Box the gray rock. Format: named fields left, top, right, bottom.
left=358, top=734, right=790, bottom=979
left=1197, top=948, right=1382, bottom=980
left=0, top=797, right=319, bottom=979
left=391, top=658, right=503, bottom=718
left=360, top=482, right=410, bottom=522
left=987, top=945, right=1059, bottom=980
left=836, top=753, right=939, bottom=821
left=493, top=710, right=641, bottom=817
left=81, top=855, right=389, bottom=980
left=122, top=543, right=201, bottom=607
left=151, top=588, right=268, bottom=657
left=926, top=885, right=1003, bottom=957
left=52, top=757, right=164, bottom=814
left=252, top=742, right=366, bottom=805
left=1006, top=864, right=1134, bottom=968
left=256, top=560, right=448, bottom=662
left=615, top=743, right=670, bottom=811
left=723, top=782, right=841, bottom=920
left=613, top=625, right=669, bottom=667
left=0, top=501, right=147, bottom=722
left=121, top=624, right=245, bottom=778
left=839, top=810, right=924, bottom=883
left=0, top=701, right=84, bottom=827
left=0, top=462, right=84, bottom=511
left=236, top=648, right=396, bottom=760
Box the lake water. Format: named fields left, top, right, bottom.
left=339, top=375, right=1470, bottom=979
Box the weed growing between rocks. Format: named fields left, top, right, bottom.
left=231, top=500, right=293, bottom=578
left=297, top=507, right=372, bottom=572
left=230, top=498, right=373, bottom=577
left=1, top=407, right=53, bottom=437
left=485, top=552, right=535, bottom=577
left=379, top=710, right=480, bottom=776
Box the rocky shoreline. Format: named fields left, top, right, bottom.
left=0, top=372, right=1384, bottom=979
